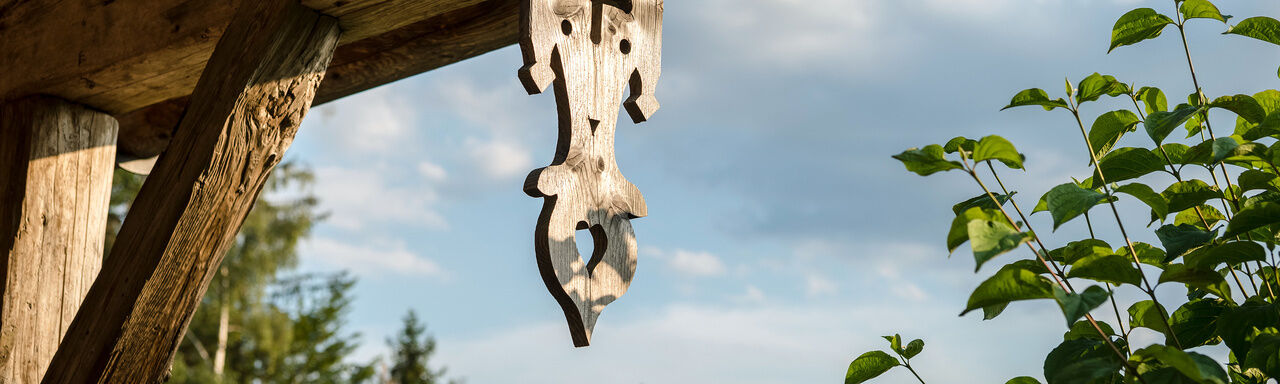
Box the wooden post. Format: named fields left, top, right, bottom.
left=41, top=1, right=340, bottom=382
left=0, top=97, right=117, bottom=384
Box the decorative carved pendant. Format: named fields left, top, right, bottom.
left=519, top=0, right=662, bottom=347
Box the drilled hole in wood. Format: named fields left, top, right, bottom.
left=561, top=20, right=573, bottom=35
left=619, top=39, right=631, bottom=54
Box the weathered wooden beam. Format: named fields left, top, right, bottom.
left=0, top=96, right=117, bottom=384
left=0, top=0, right=505, bottom=116
left=115, top=0, right=520, bottom=159
left=40, top=1, right=340, bottom=382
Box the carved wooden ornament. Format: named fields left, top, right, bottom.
left=519, top=0, right=662, bottom=347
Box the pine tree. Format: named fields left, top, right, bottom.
left=109, top=163, right=375, bottom=383
left=387, top=310, right=447, bottom=384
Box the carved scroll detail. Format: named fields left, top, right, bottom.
left=519, top=0, right=662, bottom=347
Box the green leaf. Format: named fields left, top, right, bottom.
left=845, top=351, right=899, bottom=384
left=1130, top=345, right=1229, bottom=384
left=1138, top=87, right=1168, bottom=114
left=1226, top=17, right=1280, bottom=46
left=1238, top=170, right=1280, bottom=192
left=894, top=145, right=964, bottom=176
left=1217, top=300, right=1280, bottom=361
left=1162, top=180, right=1222, bottom=213
left=1067, top=253, right=1143, bottom=286
left=1224, top=202, right=1280, bottom=238
left=1242, top=191, right=1280, bottom=211
left=962, top=264, right=1054, bottom=316
left=1076, top=73, right=1129, bottom=104
left=948, top=207, right=1002, bottom=253
left=1169, top=299, right=1229, bottom=348
left=973, top=135, right=1025, bottom=169
left=1003, top=88, right=1069, bottom=111
left=1184, top=241, right=1267, bottom=269
left=944, top=136, right=978, bottom=154
left=1006, top=377, right=1041, bottom=384
left=1126, top=242, right=1169, bottom=267
left=1115, top=183, right=1169, bottom=220
left=1110, top=8, right=1176, bottom=52
left=1064, top=319, right=1116, bottom=341
left=1210, top=137, right=1240, bottom=164
left=1210, top=95, right=1267, bottom=123
left=1041, top=183, right=1108, bottom=230
left=1243, top=332, right=1280, bottom=377
left=1053, top=285, right=1111, bottom=326
left=1160, top=143, right=1191, bottom=164
left=885, top=332, right=906, bottom=353
left=1146, top=104, right=1206, bottom=144
left=968, top=218, right=1033, bottom=271
left=1159, top=264, right=1233, bottom=301
left=1129, top=300, right=1172, bottom=336
left=1180, top=0, right=1229, bottom=23
left=1090, top=147, right=1166, bottom=187
left=1155, top=224, right=1216, bottom=260
left=1173, top=205, right=1225, bottom=229
left=952, top=192, right=1013, bottom=216
left=1048, top=239, right=1112, bottom=265
left=982, top=303, right=1009, bottom=320
left=903, top=339, right=924, bottom=360
left=1234, top=90, right=1280, bottom=139
left=1044, top=339, right=1123, bottom=384
left=1089, top=110, right=1141, bottom=158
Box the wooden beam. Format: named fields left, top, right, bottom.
left=115, top=0, right=520, bottom=159
left=40, top=1, right=340, bottom=382
left=0, top=97, right=117, bottom=384
left=0, top=0, right=500, bottom=115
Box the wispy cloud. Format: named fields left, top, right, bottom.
left=805, top=274, right=838, bottom=296
left=309, top=87, right=416, bottom=154
left=312, top=166, right=448, bottom=231
left=436, top=302, right=1063, bottom=384
left=646, top=247, right=729, bottom=277
left=301, top=237, right=446, bottom=278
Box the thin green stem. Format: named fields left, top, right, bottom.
left=902, top=360, right=927, bottom=384
left=1087, top=212, right=1132, bottom=353
left=958, top=153, right=1143, bottom=379
left=1129, top=95, right=1257, bottom=297
left=986, top=161, right=1071, bottom=278
left=1068, top=101, right=1183, bottom=349
left=1169, top=11, right=1273, bottom=300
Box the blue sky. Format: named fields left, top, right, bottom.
left=283, top=1, right=1279, bottom=382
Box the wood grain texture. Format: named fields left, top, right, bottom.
left=115, top=0, right=521, bottom=159
left=40, top=1, right=340, bottom=382
left=0, top=97, right=117, bottom=384
left=520, top=0, right=662, bottom=347
left=0, top=0, right=499, bottom=116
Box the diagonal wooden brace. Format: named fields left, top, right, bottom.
left=41, top=1, right=340, bottom=382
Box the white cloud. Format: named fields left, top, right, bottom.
left=417, top=161, right=448, bottom=182
left=733, top=285, right=767, bottom=304
left=466, top=139, right=533, bottom=180
left=892, top=283, right=930, bottom=302
left=666, top=249, right=728, bottom=277
left=691, top=0, right=902, bottom=75
left=805, top=274, right=838, bottom=296
left=313, top=166, right=448, bottom=231
left=433, top=302, right=1063, bottom=384
left=301, top=237, right=445, bottom=278
left=309, top=87, right=415, bottom=154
